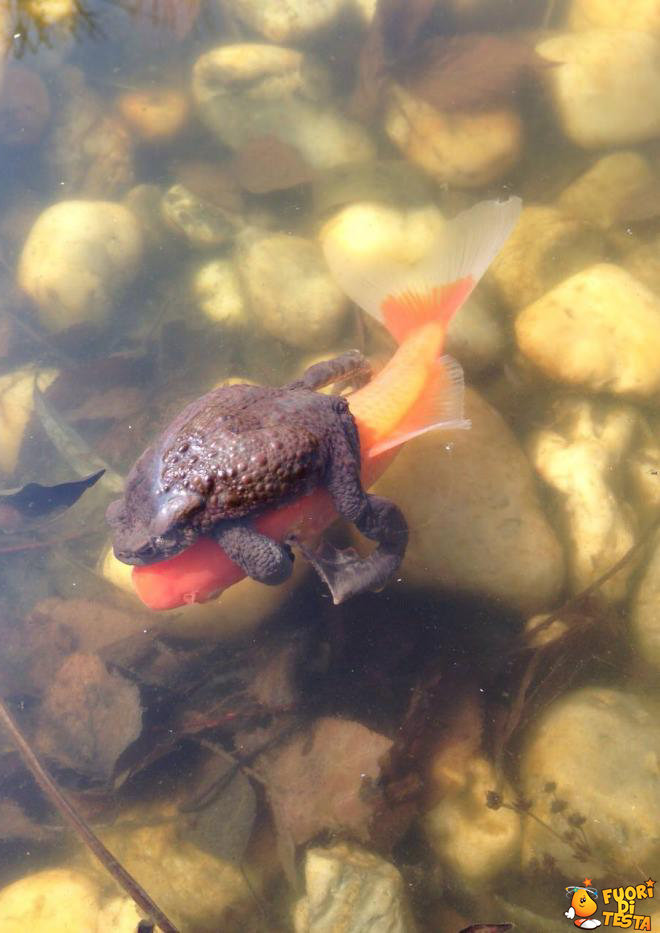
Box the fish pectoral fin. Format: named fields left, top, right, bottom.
left=368, top=354, right=470, bottom=458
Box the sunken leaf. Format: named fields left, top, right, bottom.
left=36, top=652, right=142, bottom=781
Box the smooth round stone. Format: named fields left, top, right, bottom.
left=226, top=0, right=345, bottom=42
left=193, top=258, right=248, bottom=329
left=385, top=85, right=522, bottom=187
left=537, top=31, right=660, bottom=148
left=18, top=200, right=143, bottom=332
left=557, top=151, right=657, bottom=230
left=487, top=204, right=604, bottom=312
left=371, top=388, right=565, bottom=615
left=0, top=869, right=101, bottom=931
left=237, top=233, right=348, bottom=351
left=192, top=44, right=374, bottom=172
left=568, top=0, right=660, bottom=33
left=516, top=263, right=660, bottom=397
left=520, top=687, right=660, bottom=877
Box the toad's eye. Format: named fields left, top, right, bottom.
left=151, top=491, right=203, bottom=535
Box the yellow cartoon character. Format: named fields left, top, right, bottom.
left=565, top=881, right=601, bottom=928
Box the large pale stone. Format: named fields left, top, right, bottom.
left=192, top=44, right=374, bottom=171
left=537, top=31, right=660, bottom=148
left=568, top=0, right=660, bottom=33
left=515, top=264, right=660, bottom=397
left=0, top=869, right=101, bottom=932
left=384, top=85, right=522, bottom=188
left=18, top=200, right=143, bottom=332
left=237, top=233, right=348, bottom=351
left=530, top=398, right=639, bottom=600
left=520, top=687, right=660, bottom=877
left=227, top=0, right=344, bottom=42
left=193, top=258, right=249, bottom=330
left=371, top=388, right=564, bottom=615
left=487, top=204, right=603, bottom=311
left=557, top=151, right=658, bottom=230
left=293, top=842, right=417, bottom=933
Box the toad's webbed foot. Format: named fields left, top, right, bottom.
left=214, top=522, right=294, bottom=586
left=293, top=495, right=408, bottom=604
left=291, top=349, right=372, bottom=393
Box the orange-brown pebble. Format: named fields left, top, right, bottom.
left=117, top=88, right=188, bottom=142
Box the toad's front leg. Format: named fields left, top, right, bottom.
left=214, top=522, right=294, bottom=586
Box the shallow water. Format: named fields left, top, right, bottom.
left=0, top=0, right=659, bottom=930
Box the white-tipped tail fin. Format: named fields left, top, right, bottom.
left=323, top=197, right=522, bottom=344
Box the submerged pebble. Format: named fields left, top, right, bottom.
left=193, top=257, right=249, bottom=330
left=530, top=397, right=640, bottom=600
left=293, top=842, right=418, bottom=933
left=520, top=687, right=660, bottom=877
left=487, top=204, right=604, bottom=312
left=0, top=869, right=105, bottom=932
left=192, top=44, right=374, bottom=171
left=515, top=263, right=660, bottom=396
left=384, top=85, right=523, bottom=188
left=537, top=30, right=660, bottom=148
left=557, top=150, right=659, bottom=230
left=227, top=0, right=345, bottom=42
left=18, top=200, right=143, bottom=331
left=568, top=0, right=660, bottom=33
left=237, top=232, right=349, bottom=350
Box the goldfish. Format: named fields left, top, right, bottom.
left=130, top=197, right=522, bottom=610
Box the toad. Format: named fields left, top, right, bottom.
left=106, top=350, right=409, bottom=604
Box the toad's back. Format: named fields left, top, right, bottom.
left=156, top=382, right=335, bottom=523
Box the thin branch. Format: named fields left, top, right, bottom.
left=0, top=697, right=179, bottom=933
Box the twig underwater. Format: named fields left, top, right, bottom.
left=0, top=695, right=180, bottom=933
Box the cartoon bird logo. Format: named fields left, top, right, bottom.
left=565, top=880, right=601, bottom=928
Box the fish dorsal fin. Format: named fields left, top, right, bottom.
left=323, top=197, right=522, bottom=343
left=368, top=354, right=469, bottom=457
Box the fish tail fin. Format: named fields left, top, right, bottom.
left=368, top=353, right=469, bottom=457
left=323, top=197, right=522, bottom=344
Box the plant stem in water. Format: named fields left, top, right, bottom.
left=0, top=696, right=179, bottom=933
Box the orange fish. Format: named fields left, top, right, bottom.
left=132, top=198, right=522, bottom=610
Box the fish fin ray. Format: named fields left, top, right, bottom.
left=368, top=354, right=469, bottom=457
left=323, top=197, right=521, bottom=343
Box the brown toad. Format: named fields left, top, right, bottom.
left=106, top=351, right=408, bottom=603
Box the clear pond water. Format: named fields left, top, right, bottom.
left=0, top=0, right=658, bottom=931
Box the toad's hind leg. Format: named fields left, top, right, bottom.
left=214, top=522, right=293, bottom=586
left=295, top=483, right=409, bottom=604
left=291, top=349, right=371, bottom=393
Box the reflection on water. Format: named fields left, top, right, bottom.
left=0, top=0, right=660, bottom=929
